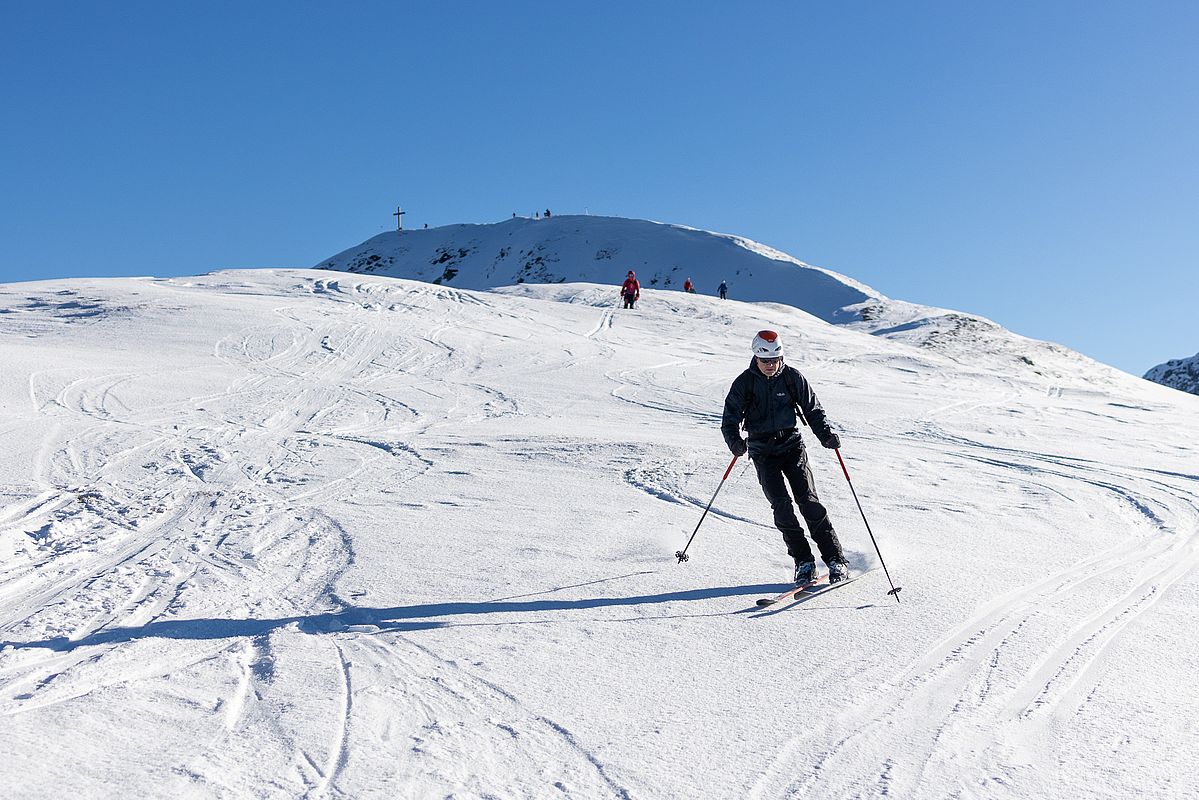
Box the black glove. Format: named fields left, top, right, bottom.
left=820, top=431, right=841, bottom=450
left=731, top=438, right=747, bottom=457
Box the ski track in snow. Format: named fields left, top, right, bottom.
left=1, top=270, right=1197, bottom=798
left=750, top=440, right=1199, bottom=799
left=0, top=275, right=645, bottom=798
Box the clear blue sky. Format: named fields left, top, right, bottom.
left=2, top=1, right=1195, bottom=375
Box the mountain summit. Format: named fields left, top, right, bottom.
left=316, top=214, right=876, bottom=323
left=317, top=214, right=1109, bottom=382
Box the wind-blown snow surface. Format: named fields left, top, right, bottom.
left=2, top=270, right=1198, bottom=798
left=1145, top=352, right=1199, bottom=395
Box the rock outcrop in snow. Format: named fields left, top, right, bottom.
left=1145, top=352, right=1199, bottom=395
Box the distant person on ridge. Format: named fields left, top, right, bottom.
left=545, top=208, right=552, bottom=218
left=721, top=330, right=850, bottom=585
left=683, top=277, right=695, bottom=294
left=718, top=280, right=728, bottom=300
left=620, top=270, right=640, bottom=309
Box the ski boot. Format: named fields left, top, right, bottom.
left=793, top=560, right=816, bottom=585
left=828, top=559, right=850, bottom=584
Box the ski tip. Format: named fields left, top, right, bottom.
left=755, top=598, right=775, bottom=607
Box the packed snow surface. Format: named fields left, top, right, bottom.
left=2, top=269, right=1198, bottom=798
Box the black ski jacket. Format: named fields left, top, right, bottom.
left=721, top=360, right=834, bottom=458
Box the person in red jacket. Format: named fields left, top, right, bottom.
left=683, top=277, right=695, bottom=293
left=620, top=270, right=640, bottom=309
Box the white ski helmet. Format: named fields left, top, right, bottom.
left=751, top=329, right=783, bottom=359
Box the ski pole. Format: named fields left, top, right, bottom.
left=676, top=454, right=739, bottom=563
left=834, top=449, right=902, bottom=603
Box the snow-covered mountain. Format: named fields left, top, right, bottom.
left=2, top=266, right=1197, bottom=798
left=1145, top=351, right=1199, bottom=395
left=317, top=215, right=1109, bottom=384
left=316, top=215, right=877, bottom=320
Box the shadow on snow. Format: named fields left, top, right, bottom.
left=3, top=580, right=794, bottom=653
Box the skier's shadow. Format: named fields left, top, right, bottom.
left=2, top=579, right=794, bottom=653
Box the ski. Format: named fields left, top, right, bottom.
left=755, top=568, right=877, bottom=608
left=756, top=577, right=824, bottom=607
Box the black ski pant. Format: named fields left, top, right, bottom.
left=753, top=445, right=844, bottom=565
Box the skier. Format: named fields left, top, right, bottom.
left=721, top=330, right=850, bottom=584
left=718, top=280, right=728, bottom=300
left=620, top=270, right=640, bottom=309
left=683, top=277, right=695, bottom=294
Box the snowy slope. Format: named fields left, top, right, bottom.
left=2, top=270, right=1198, bottom=798
left=317, top=215, right=1119, bottom=387
left=1145, top=351, right=1199, bottom=395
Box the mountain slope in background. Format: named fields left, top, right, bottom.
left=316, top=215, right=1111, bottom=384
left=1145, top=352, right=1199, bottom=395
left=316, top=215, right=877, bottom=320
